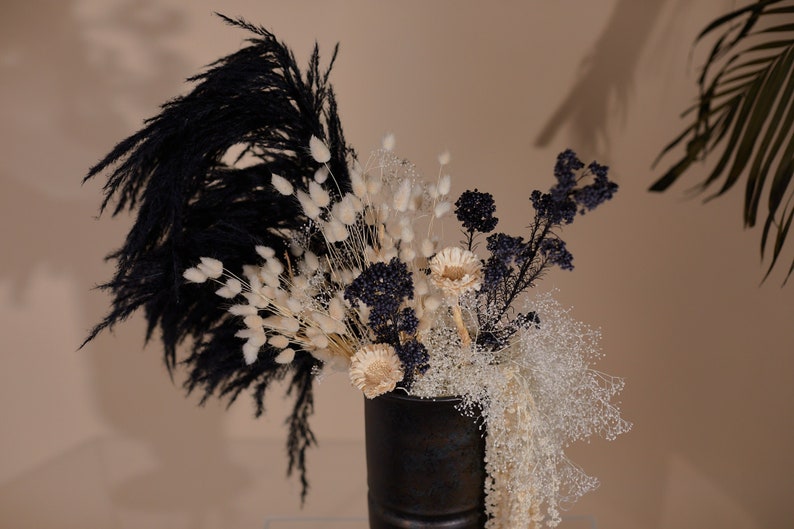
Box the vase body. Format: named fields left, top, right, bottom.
left=364, top=391, right=486, bottom=529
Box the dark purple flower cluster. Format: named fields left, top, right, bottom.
left=539, top=238, right=573, bottom=270
left=344, top=257, right=427, bottom=387
left=482, top=233, right=527, bottom=289
left=344, top=257, right=413, bottom=338
left=530, top=189, right=577, bottom=225
left=454, top=189, right=499, bottom=233
left=573, top=161, right=617, bottom=212
left=472, top=149, right=616, bottom=349
left=531, top=150, right=618, bottom=225
left=550, top=148, right=585, bottom=201
left=395, top=339, right=429, bottom=387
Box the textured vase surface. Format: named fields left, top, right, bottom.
left=364, top=391, right=486, bottom=529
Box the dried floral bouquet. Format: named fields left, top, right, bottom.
left=84, top=15, right=630, bottom=529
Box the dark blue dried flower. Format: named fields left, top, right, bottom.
left=487, top=233, right=526, bottom=263
left=574, top=170, right=618, bottom=212
left=455, top=189, right=499, bottom=233
left=344, top=257, right=414, bottom=341
left=540, top=238, right=573, bottom=270
left=530, top=190, right=577, bottom=225
left=396, top=339, right=429, bottom=387
left=397, top=307, right=419, bottom=335
left=550, top=149, right=585, bottom=201
left=482, top=233, right=529, bottom=289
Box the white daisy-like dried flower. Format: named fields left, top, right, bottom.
left=309, top=135, right=331, bottom=163
left=429, top=246, right=483, bottom=296
left=349, top=344, right=404, bottom=399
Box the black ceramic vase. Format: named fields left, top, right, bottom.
left=364, top=391, right=486, bottom=529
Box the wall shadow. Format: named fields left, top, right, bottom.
left=0, top=1, right=249, bottom=525
left=534, top=0, right=667, bottom=159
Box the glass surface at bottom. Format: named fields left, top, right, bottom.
left=263, top=514, right=597, bottom=528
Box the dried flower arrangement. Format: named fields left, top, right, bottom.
left=84, top=15, right=630, bottom=529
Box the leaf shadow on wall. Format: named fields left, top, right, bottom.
left=534, top=0, right=667, bottom=159
left=0, top=1, right=249, bottom=525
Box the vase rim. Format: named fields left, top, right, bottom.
left=378, top=390, right=463, bottom=403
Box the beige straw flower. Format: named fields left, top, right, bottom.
left=349, top=344, right=404, bottom=399
left=429, top=246, right=482, bottom=297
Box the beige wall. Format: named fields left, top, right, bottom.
left=2, top=1, right=792, bottom=528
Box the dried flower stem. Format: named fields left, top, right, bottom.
left=451, top=303, right=471, bottom=346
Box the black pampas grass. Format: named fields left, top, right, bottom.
left=83, top=14, right=352, bottom=500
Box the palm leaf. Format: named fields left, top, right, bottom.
left=652, top=0, right=794, bottom=283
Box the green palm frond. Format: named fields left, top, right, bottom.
left=652, top=0, right=794, bottom=283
